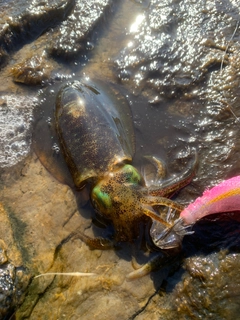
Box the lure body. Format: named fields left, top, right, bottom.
left=180, top=176, right=240, bottom=225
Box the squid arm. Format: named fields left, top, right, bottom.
left=141, top=196, right=184, bottom=227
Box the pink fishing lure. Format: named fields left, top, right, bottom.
left=180, top=175, right=240, bottom=225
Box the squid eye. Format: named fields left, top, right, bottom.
left=91, top=185, right=112, bottom=212
left=122, top=164, right=142, bottom=184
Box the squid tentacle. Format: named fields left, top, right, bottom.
left=143, top=195, right=184, bottom=212
left=141, top=196, right=184, bottom=228
left=126, top=251, right=180, bottom=280
left=142, top=204, right=171, bottom=227
left=71, top=230, right=115, bottom=250
left=148, top=150, right=198, bottom=197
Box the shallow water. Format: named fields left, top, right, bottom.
left=0, top=0, right=240, bottom=319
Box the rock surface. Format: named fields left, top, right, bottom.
left=115, top=0, right=240, bottom=100
left=0, top=205, right=30, bottom=319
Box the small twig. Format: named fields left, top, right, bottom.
left=220, top=21, right=239, bottom=72
left=34, top=272, right=96, bottom=279
left=220, top=20, right=240, bottom=122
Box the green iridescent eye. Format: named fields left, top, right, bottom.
left=122, top=164, right=142, bottom=184
left=91, top=185, right=112, bottom=211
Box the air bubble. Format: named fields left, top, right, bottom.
left=46, top=117, right=52, bottom=125
left=119, top=69, right=131, bottom=80
left=11, top=142, right=21, bottom=152
left=86, top=42, right=94, bottom=51
left=6, top=131, right=15, bottom=139
left=52, top=143, right=60, bottom=154
left=15, top=124, right=25, bottom=134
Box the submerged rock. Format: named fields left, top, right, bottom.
left=48, top=0, right=114, bottom=59
left=0, top=0, right=75, bottom=67
left=0, top=0, right=114, bottom=69
left=11, top=53, right=51, bottom=85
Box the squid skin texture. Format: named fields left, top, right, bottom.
left=180, top=175, right=240, bottom=225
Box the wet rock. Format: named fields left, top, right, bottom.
left=134, top=252, right=240, bottom=320
left=0, top=262, right=29, bottom=319
left=48, top=0, right=114, bottom=59
left=112, top=0, right=240, bottom=201
left=170, top=44, right=240, bottom=196
left=0, top=240, right=8, bottom=265
left=11, top=53, right=51, bottom=85
left=115, top=0, right=240, bottom=101
left=0, top=205, right=30, bottom=319
left=172, top=252, right=240, bottom=319
left=0, top=0, right=75, bottom=67
left=3, top=0, right=115, bottom=84
left=0, top=154, right=161, bottom=319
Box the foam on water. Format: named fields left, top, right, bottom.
left=0, top=94, right=37, bottom=167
